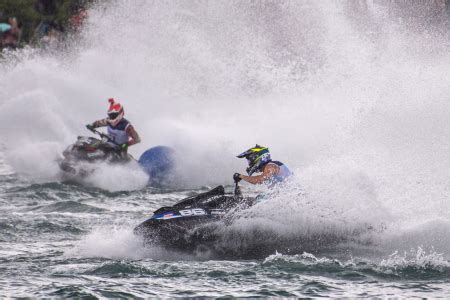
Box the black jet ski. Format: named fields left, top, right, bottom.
left=134, top=182, right=255, bottom=251
left=58, top=127, right=133, bottom=177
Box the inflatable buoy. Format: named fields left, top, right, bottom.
left=138, top=146, right=175, bottom=186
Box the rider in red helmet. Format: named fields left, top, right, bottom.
left=87, top=98, right=141, bottom=153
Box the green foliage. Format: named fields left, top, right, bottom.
left=0, top=0, right=40, bottom=43
left=0, top=0, right=86, bottom=46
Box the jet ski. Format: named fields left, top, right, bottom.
left=58, top=126, right=176, bottom=186
left=58, top=127, right=133, bottom=177
left=134, top=182, right=255, bottom=251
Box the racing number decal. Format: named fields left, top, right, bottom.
left=179, top=209, right=206, bottom=216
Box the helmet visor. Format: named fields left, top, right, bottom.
left=108, top=112, right=119, bottom=120
left=246, top=153, right=259, bottom=166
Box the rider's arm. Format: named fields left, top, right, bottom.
left=125, top=124, right=141, bottom=146
left=92, top=119, right=108, bottom=128
left=240, top=163, right=279, bottom=185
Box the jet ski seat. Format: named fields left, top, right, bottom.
left=173, top=185, right=225, bottom=209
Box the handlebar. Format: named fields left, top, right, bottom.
left=234, top=181, right=242, bottom=198
left=87, top=126, right=120, bottom=146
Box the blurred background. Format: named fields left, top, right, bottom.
left=0, top=1, right=449, bottom=52
left=0, top=0, right=90, bottom=50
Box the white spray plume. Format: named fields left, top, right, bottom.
left=0, top=1, right=448, bottom=251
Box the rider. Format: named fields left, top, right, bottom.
left=86, top=98, right=141, bottom=153
left=233, top=145, right=292, bottom=188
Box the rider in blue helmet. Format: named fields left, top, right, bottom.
left=233, top=145, right=292, bottom=188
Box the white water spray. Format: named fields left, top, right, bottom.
left=0, top=1, right=449, bottom=256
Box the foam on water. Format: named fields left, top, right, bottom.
left=264, top=247, right=450, bottom=279
left=379, top=247, right=450, bottom=272
left=69, top=226, right=147, bottom=260
left=71, top=225, right=202, bottom=261
left=79, top=161, right=148, bottom=192
left=0, top=147, right=13, bottom=176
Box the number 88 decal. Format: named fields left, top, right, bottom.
left=179, top=209, right=206, bottom=216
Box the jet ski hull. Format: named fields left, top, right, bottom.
left=134, top=213, right=224, bottom=250
left=59, top=133, right=176, bottom=186
left=59, top=135, right=132, bottom=179
left=134, top=185, right=254, bottom=251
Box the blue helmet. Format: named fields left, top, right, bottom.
left=237, top=145, right=271, bottom=175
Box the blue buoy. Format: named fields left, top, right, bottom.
left=138, top=146, right=175, bottom=186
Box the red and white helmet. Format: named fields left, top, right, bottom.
left=107, top=98, right=124, bottom=126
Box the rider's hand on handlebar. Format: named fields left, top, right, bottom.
left=86, top=124, right=94, bottom=131
left=120, top=143, right=128, bottom=151
left=233, top=173, right=242, bottom=183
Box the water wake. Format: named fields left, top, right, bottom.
left=264, top=247, right=450, bottom=280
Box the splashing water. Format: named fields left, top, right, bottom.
left=0, top=0, right=448, bottom=251
left=0, top=1, right=449, bottom=296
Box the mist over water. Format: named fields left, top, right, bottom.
left=0, top=1, right=449, bottom=296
